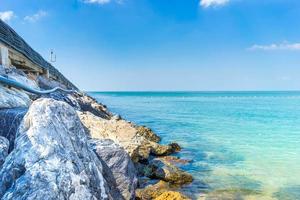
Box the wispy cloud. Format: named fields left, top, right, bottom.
left=200, top=0, right=230, bottom=8
left=84, top=0, right=111, bottom=4
left=24, top=10, right=47, bottom=23
left=0, top=11, right=15, bottom=23
left=248, top=42, right=300, bottom=51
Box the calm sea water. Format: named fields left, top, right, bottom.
left=90, top=92, right=300, bottom=200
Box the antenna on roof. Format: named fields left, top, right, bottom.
left=50, top=49, right=56, bottom=64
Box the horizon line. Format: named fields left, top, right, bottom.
left=86, top=90, right=300, bottom=93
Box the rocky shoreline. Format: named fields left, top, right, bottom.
left=0, top=65, right=194, bottom=199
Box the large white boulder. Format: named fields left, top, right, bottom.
left=0, top=98, right=122, bottom=200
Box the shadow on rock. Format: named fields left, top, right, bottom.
left=0, top=108, right=27, bottom=152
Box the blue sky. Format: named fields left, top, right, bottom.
left=1, top=0, right=300, bottom=91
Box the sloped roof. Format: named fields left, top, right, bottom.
left=0, top=19, right=77, bottom=89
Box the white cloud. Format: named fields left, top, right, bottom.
left=84, top=0, right=111, bottom=4
left=248, top=42, right=300, bottom=51
left=24, top=10, right=47, bottom=23
left=200, top=0, right=230, bottom=8
left=0, top=11, right=15, bottom=22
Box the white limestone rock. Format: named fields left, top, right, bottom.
left=0, top=98, right=122, bottom=200
left=0, top=85, right=31, bottom=108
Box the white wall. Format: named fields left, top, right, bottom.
left=0, top=43, right=10, bottom=67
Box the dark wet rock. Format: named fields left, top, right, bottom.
left=0, top=136, right=9, bottom=168
left=0, top=108, right=27, bottom=151
left=145, top=158, right=193, bottom=185
left=90, top=139, right=138, bottom=200
left=0, top=98, right=122, bottom=200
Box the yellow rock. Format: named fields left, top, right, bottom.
left=136, top=181, right=170, bottom=199
left=154, top=191, right=190, bottom=200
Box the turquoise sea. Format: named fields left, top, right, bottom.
left=90, top=92, right=300, bottom=200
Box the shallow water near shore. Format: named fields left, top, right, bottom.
left=90, top=91, right=300, bottom=200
